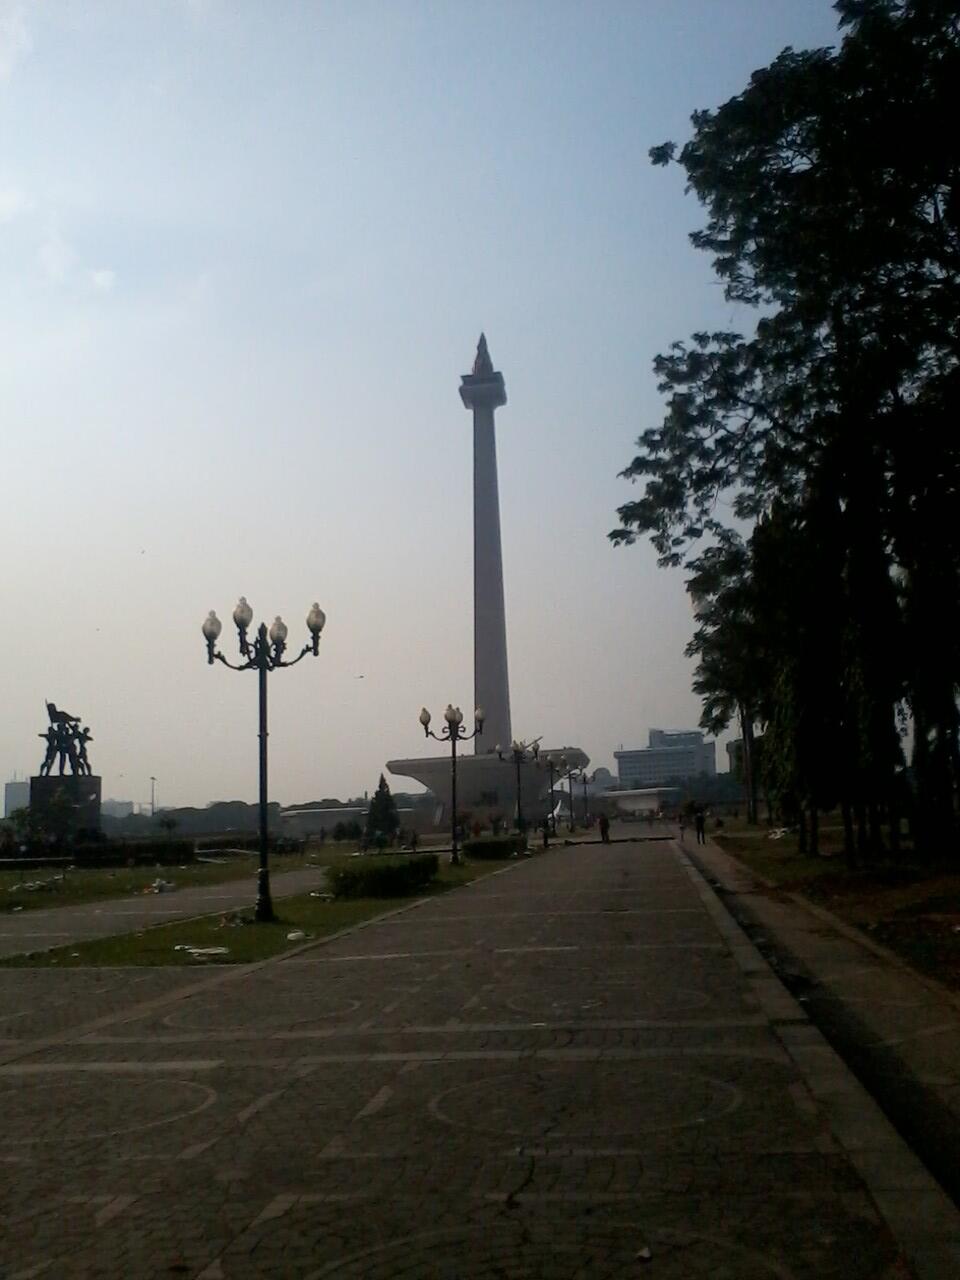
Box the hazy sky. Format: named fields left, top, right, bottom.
left=1, top=0, right=842, bottom=809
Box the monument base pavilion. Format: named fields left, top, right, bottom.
left=386, top=748, right=589, bottom=827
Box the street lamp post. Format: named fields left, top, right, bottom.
left=566, top=766, right=582, bottom=832
left=497, top=738, right=540, bottom=834
left=202, top=597, right=326, bottom=922
left=420, top=704, right=483, bottom=866
left=544, top=754, right=564, bottom=837
left=582, top=769, right=590, bottom=825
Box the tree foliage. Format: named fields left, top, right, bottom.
left=365, top=773, right=399, bottom=841
left=613, top=0, right=960, bottom=854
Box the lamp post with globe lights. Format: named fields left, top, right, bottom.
left=202, top=597, right=326, bottom=922
left=420, top=704, right=483, bottom=866
left=497, top=739, right=539, bottom=835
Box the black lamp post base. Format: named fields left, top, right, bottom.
left=254, top=871, right=276, bottom=923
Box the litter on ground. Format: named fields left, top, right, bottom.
left=145, top=878, right=176, bottom=894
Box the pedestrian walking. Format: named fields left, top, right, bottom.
left=598, top=814, right=611, bottom=844
left=694, top=806, right=706, bottom=845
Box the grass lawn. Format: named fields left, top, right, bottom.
left=709, top=824, right=849, bottom=888
left=0, top=855, right=518, bottom=968
left=712, top=821, right=960, bottom=992
left=0, top=844, right=358, bottom=914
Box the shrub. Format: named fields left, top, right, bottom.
left=332, top=820, right=363, bottom=842
left=461, top=835, right=525, bottom=860
left=327, top=853, right=439, bottom=899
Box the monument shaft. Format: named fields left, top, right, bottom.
left=473, top=401, right=511, bottom=753
left=460, top=335, right=511, bottom=755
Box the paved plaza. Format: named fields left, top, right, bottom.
left=1, top=838, right=957, bottom=1278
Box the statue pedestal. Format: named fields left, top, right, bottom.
left=29, top=775, right=102, bottom=836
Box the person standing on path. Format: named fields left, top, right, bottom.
left=694, top=806, right=706, bottom=845
left=598, top=814, right=610, bottom=844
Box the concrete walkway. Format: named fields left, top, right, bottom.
left=0, top=865, right=325, bottom=958
left=1, top=837, right=957, bottom=1278
left=0, top=828, right=665, bottom=960
left=686, top=832, right=960, bottom=1214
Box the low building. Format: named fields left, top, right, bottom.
left=3, top=780, right=30, bottom=818
left=102, top=799, right=135, bottom=819
left=614, top=730, right=716, bottom=788
left=280, top=805, right=433, bottom=838
left=607, top=787, right=681, bottom=816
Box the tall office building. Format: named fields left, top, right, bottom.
left=615, top=730, right=716, bottom=787
left=3, top=780, right=30, bottom=818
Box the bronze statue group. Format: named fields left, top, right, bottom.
left=38, top=702, right=94, bottom=777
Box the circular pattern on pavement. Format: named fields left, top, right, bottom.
left=305, top=1222, right=796, bottom=1279
left=428, top=1063, right=741, bottom=1139
left=501, top=980, right=711, bottom=1019
left=0, top=1077, right=217, bottom=1144
left=160, top=992, right=362, bottom=1032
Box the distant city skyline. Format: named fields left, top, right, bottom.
left=0, top=1, right=843, bottom=807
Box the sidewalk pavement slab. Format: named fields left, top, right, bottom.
left=0, top=839, right=957, bottom=1277
left=687, top=832, right=960, bottom=1263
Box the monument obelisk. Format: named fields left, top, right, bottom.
left=386, top=339, right=588, bottom=815
left=459, top=334, right=511, bottom=754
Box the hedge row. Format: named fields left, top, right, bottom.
left=461, top=835, right=526, bottom=859
left=74, top=839, right=196, bottom=866
left=327, top=853, right=439, bottom=899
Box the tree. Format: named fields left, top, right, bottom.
left=612, top=0, right=960, bottom=854
left=685, top=535, right=766, bottom=824
left=18, top=792, right=79, bottom=846
left=365, top=774, right=399, bottom=843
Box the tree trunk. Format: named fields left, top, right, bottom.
left=868, top=802, right=883, bottom=857
left=855, top=800, right=868, bottom=859
left=889, top=791, right=900, bottom=857
left=740, top=706, right=758, bottom=825
left=841, top=797, right=856, bottom=865
left=809, top=804, right=819, bottom=857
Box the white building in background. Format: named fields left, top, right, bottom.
left=3, top=780, right=29, bottom=818
left=614, top=730, right=716, bottom=787
left=102, top=799, right=135, bottom=819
